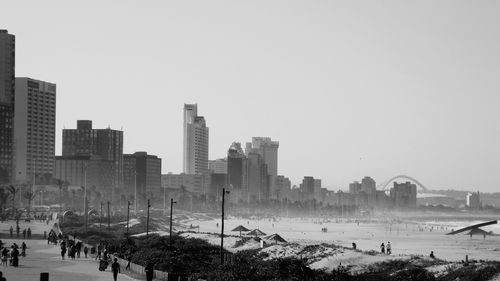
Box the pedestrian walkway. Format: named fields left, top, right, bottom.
left=0, top=239, right=140, bottom=281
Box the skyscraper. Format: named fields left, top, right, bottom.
left=183, top=104, right=209, bottom=175
left=245, top=137, right=279, bottom=198
left=123, top=152, right=162, bottom=208
left=14, top=78, right=56, bottom=182
left=0, top=30, right=15, bottom=184
left=59, top=120, right=123, bottom=190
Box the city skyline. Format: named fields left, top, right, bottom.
left=2, top=1, right=500, bottom=191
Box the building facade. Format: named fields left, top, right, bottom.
left=466, top=192, right=481, bottom=209
left=57, top=120, right=123, bottom=191
left=245, top=137, right=279, bottom=199
left=183, top=104, right=209, bottom=175
left=0, top=30, right=15, bottom=184
left=54, top=155, right=115, bottom=191
left=14, top=78, right=56, bottom=183
left=161, top=173, right=210, bottom=195
left=123, top=152, right=162, bottom=208
left=208, top=158, right=227, bottom=174
left=390, top=181, right=417, bottom=208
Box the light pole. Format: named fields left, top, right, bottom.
left=163, top=185, right=166, bottom=216
left=220, top=188, right=230, bottom=265
left=100, top=202, right=103, bottom=231
left=169, top=198, right=177, bottom=247
left=107, top=201, right=110, bottom=232
left=146, top=199, right=151, bottom=239
left=126, top=201, right=130, bottom=236
left=134, top=172, right=137, bottom=216
left=83, top=165, right=88, bottom=232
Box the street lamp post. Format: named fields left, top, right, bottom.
left=107, top=201, right=110, bottom=232
left=169, top=198, right=177, bottom=247
left=83, top=165, right=88, bottom=232
left=146, top=199, right=151, bottom=239
left=100, top=202, right=103, bottom=231
left=134, top=172, right=137, bottom=216
left=126, top=201, right=130, bottom=236
left=220, top=188, right=230, bottom=265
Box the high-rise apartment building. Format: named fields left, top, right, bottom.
left=14, top=78, right=56, bottom=182
left=123, top=152, right=162, bottom=207
left=0, top=30, right=15, bottom=184
left=183, top=104, right=209, bottom=175
left=58, top=120, right=123, bottom=190
left=208, top=158, right=227, bottom=174
left=245, top=137, right=279, bottom=198
left=390, top=181, right=417, bottom=208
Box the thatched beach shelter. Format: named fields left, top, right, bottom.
left=247, top=229, right=267, bottom=237
left=232, top=225, right=250, bottom=236
left=266, top=233, right=287, bottom=245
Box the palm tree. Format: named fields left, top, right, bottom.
left=23, top=190, right=37, bottom=218
left=0, top=186, right=9, bottom=213
left=55, top=179, right=69, bottom=214
left=6, top=185, right=18, bottom=210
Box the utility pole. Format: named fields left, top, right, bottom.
left=107, top=201, right=110, bottom=232
left=146, top=199, right=151, bottom=239
left=126, top=201, right=130, bottom=236
left=83, top=165, right=88, bottom=232
left=100, top=202, right=103, bottom=231
left=134, top=172, right=137, bottom=215
left=220, top=188, right=230, bottom=265
left=169, top=198, right=176, bottom=247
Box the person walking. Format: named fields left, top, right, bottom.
left=145, top=262, right=154, bottom=281
left=125, top=254, right=131, bottom=270
left=21, top=242, right=26, bottom=257
left=83, top=246, right=88, bottom=258
left=111, top=258, right=120, bottom=281
left=380, top=243, right=385, bottom=254
left=27, top=228, right=31, bottom=239
left=386, top=242, right=391, bottom=255
left=60, top=242, right=67, bottom=260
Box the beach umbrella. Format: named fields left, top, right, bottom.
left=266, top=233, right=287, bottom=245
left=247, top=229, right=267, bottom=236
left=232, top=225, right=250, bottom=237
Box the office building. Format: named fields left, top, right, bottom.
left=0, top=30, right=15, bottom=184
left=209, top=158, right=227, bottom=174
left=227, top=142, right=246, bottom=190
left=54, top=155, right=114, bottom=191
left=58, top=120, right=123, bottom=190
left=123, top=152, right=162, bottom=207
left=245, top=137, right=279, bottom=198
left=466, top=192, right=481, bottom=209
left=275, top=175, right=291, bottom=201
left=161, top=173, right=210, bottom=195
left=390, top=181, right=417, bottom=208
left=300, top=176, right=315, bottom=201
left=14, top=78, right=56, bottom=182
left=183, top=104, right=209, bottom=175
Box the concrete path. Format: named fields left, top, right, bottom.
left=0, top=220, right=142, bottom=281
left=0, top=238, right=140, bottom=281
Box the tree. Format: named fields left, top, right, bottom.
left=23, top=190, right=37, bottom=218
left=6, top=185, right=19, bottom=210
left=0, top=187, right=9, bottom=213
left=55, top=179, right=69, bottom=214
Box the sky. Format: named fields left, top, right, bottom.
left=2, top=0, right=500, bottom=192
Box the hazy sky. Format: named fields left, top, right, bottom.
left=2, top=1, right=500, bottom=192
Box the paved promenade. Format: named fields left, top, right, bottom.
left=0, top=221, right=141, bottom=281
